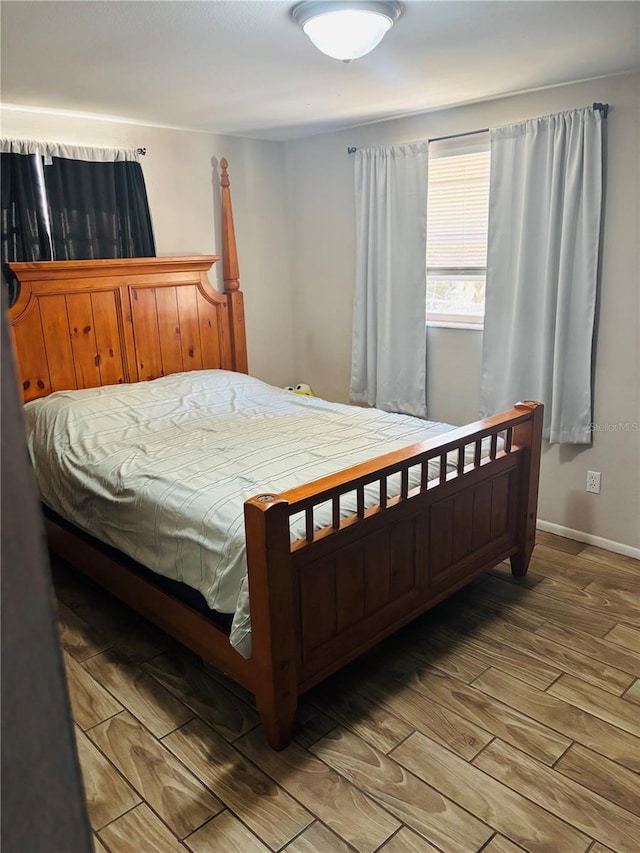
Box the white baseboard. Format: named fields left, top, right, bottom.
left=537, top=519, right=640, bottom=560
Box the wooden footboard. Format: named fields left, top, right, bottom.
left=245, top=401, right=543, bottom=748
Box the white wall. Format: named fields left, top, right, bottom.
left=285, top=73, right=640, bottom=551
left=0, top=109, right=296, bottom=389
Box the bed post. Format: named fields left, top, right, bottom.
left=219, top=158, right=249, bottom=374
left=244, top=494, right=297, bottom=750
left=510, top=401, right=544, bottom=577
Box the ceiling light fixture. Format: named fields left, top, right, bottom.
left=291, top=1, right=402, bottom=62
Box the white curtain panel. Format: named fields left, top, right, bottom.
left=481, top=107, right=604, bottom=444
left=350, top=142, right=429, bottom=418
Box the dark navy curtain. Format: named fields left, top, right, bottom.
left=1, top=152, right=52, bottom=305
left=44, top=158, right=155, bottom=260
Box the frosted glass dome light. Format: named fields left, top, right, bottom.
left=291, top=2, right=402, bottom=62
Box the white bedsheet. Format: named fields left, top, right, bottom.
left=24, top=370, right=459, bottom=657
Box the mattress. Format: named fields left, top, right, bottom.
left=24, top=369, right=461, bottom=657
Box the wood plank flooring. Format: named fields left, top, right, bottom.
left=52, top=533, right=640, bottom=853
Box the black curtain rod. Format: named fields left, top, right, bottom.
left=347, top=127, right=488, bottom=154
left=347, top=103, right=609, bottom=153
left=429, top=127, right=489, bottom=144
left=136, top=147, right=146, bottom=155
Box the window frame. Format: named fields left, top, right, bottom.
left=426, top=133, right=490, bottom=330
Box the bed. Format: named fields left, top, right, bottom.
left=8, top=158, right=543, bottom=749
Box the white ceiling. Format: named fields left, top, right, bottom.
left=1, top=1, right=638, bottom=141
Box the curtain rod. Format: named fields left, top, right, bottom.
left=347, top=102, right=609, bottom=154
left=346, top=127, right=487, bottom=154
left=136, top=148, right=146, bottom=155
left=429, top=127, right=488, bottom=144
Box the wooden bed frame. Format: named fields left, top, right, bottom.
left=8, top=159, right=543, bottom=750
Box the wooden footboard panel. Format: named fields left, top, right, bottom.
left=293, top=452, right=521, bottom=689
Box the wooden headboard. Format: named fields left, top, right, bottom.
left=8, top=159, right=247, bottom=403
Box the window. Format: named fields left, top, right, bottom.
left=426, top=133, right=490, bottom=328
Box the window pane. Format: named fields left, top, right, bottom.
left=426, top=276, right=486, bottom=321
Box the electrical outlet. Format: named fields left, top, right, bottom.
left=586, top=470, right=601, bottom=494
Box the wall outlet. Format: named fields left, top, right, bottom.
left=586, top=470, right=601, bottom=494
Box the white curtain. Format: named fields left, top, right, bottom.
left=481, top=107, right=604, bottom=444
left=350, top=142, right=429, bottom=418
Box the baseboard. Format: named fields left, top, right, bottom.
left=537, top=519, right=640, bottom=560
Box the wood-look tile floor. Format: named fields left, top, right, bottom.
left=53, top=532, right=640, bottom=853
